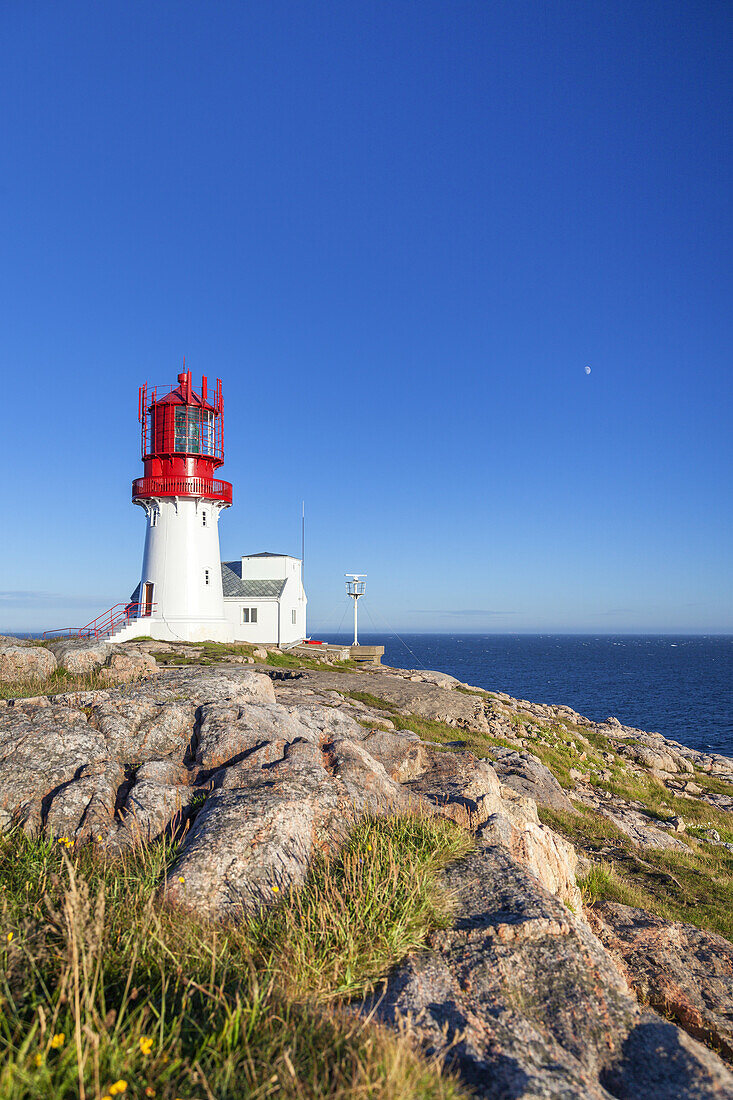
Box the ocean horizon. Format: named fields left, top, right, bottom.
left=318, top=632, right=733, bottom=757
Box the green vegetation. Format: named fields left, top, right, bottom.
left=541, top=804, right=733, bottom=941
left=265, top=650, right=359, bottom=673
left=390, top=712, right=516, bottom=754
left=0, top=669, right=110, bottom=702
left=346, top=691, right=399, bottom=713
left=346, top=692, right=518, bottom=755
left=247, top=814, right=474, bottom=1001
left=0, top=817, right=471, bottom=1099
left=499, top=716, right=733, bottom=837
left=151, top=641, right=258, bottom=667
left=151, top=643, right=361, bottom=674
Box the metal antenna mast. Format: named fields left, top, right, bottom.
left=345, top=574, right=366, bottom=646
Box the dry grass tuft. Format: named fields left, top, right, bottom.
left=0, top=817, right=472, bottom=1099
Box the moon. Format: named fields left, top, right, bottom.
left=585, top=365, right=591, bottom=375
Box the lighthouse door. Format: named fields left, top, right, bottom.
left=142, top=583, right=154, bottom=617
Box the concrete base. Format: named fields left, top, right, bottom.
left=110, top=617, right=235, bottom=644
left=349, top=645, right=385, bottom=666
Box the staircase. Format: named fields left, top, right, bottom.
left=43, top=602, right=156, bottom=641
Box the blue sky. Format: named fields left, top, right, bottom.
left=2, top=1, right=731, bottom=634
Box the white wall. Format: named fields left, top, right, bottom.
left=278, top=561, right=307, bottom=645
left=222, top=557, right=307, bottom=645
left=223, top=599, right=279, bottom=644
left=132, top=496, right=234, bottom=642
left=241, top=554, right=300, bottom=581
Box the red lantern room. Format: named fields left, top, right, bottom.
left=132, top=371, right=233, bottom=505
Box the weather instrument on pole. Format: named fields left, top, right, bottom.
left=345, top=574, right=367, bottom=646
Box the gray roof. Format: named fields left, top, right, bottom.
left=245, top=551, right=295, bottom=559
left=221, top=562, right=286, bottom=600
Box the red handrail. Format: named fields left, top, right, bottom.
left=131, top=476, right=232, bottom=503
left=43, top=602, right=157, bottom=640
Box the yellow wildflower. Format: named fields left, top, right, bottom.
left=272, top=884, right=279, bottom=892
left=6, top=932, right=13, bottom=943
left=366, top=844, right=373, bottom=851
left=144, top=1088, right=156, bottom=1098
left=50, top=1033, right=65, bottom=1049
left=177, top=876, right=185, bottom=883
left=34, top=1052, right=43, bottom=1067
left=139, top=1036, right=153, bottom=1056
left=101, top=1095, right=113, bottom=1100
left=109, top=1081, right=128, bottom=1095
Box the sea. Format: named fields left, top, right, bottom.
left=319, top=633, right=733, bottom=757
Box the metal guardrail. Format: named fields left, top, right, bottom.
left=131, top=476, right=233, bottom=503
left=43, top=602, right=157, bottom=640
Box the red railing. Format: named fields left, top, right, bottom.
left=140, top=376, right=224, bottom=461
left=43, top=602, right=157, bottom=641
left=131, top=476, right=233, bottom=503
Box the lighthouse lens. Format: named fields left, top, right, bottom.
left=175, top=407, right=201, bottom=453
left=201, top=410, right=215, bottom=456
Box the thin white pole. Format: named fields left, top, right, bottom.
left=353, top=596, right=358, bottom=646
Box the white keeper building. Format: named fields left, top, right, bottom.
left=221, top=552, right=306, bottom=645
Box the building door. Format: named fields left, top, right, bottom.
left=142, top=583, right=154, bottom=616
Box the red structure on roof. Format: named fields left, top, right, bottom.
left=132, top=370, right=233, bottom=505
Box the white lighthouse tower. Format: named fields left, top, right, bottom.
left=117, top=370, right=234, bottom=642
left=43, top=367, right=311, bottom=647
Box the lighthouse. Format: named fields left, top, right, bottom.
left=48, top=367, right=307, bottom=646
left=122, top=370, right=234, bottom=642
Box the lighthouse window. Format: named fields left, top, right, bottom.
left=174, top=407, right=201, bottom=454
left=291, top=610, right=297, bottom=625
left=204, top=569, right=210, bottom=586
left=201, top=410, right=215, bottom=456
left=201, top=511, right=207, bottom=527
left=150, top=510, right=159, bottom=527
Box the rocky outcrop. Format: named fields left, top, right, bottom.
left=575, top=791, right=690, bottom=850
left=484, top=746, right=575, bottom=812
left=477, top=802, right=582, bottom=910
left=99, top=649, right=158, bottom=684
left=365, top=844, right=733, bottom=1098
left=588, top=902, right=733, bottom=1062
left=0, top=652, right=732, bottom=1097
left=48, top=638, right=111, bottom=674
left=166, top=728, right=417, bottom=921
left=0, top=644, right=57, bottom=682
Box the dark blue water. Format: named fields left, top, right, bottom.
left=319, top=633, right=733, bottom=756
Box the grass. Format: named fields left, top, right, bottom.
left=541, top=804, right=733, bottom=941
left=151, top=642, right=258, bottom=667
left=346, top=693, right=520, bottom=755
left=342, top=692, right=733, bottom=934
left=247, top=815, right=474, bottom=1000
left=150, top=645, right=362, bottom=674
left=0, top=816, right=472, bottom=1099
left=0, top=670, right=111, bottom=702
left=265, top=651, right=359, bottom=673
left=346, top=692, right=399, bottom=713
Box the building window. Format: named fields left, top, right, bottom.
left=150, top=510, right=159, bottom=527
left=291, top=610, right=297, bottom=625
left=204, top=569, right=210, bottom=586
left=242, top=607, right=258, bottom=624
left=202, top=511, right=207, bottom=527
